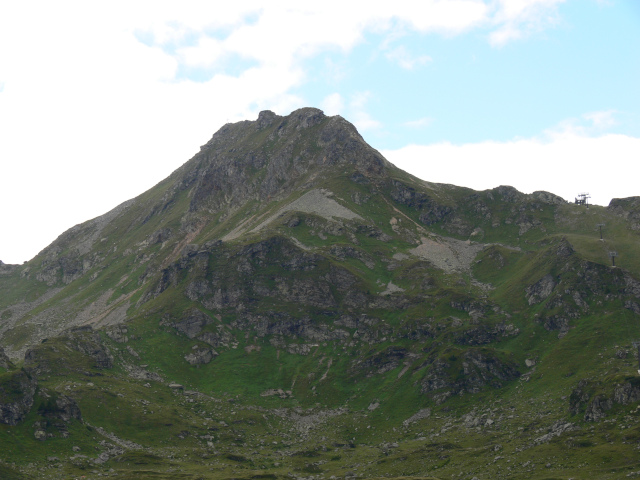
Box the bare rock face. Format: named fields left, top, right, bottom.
left=173, top=309, right=214, bottom=339
left=584, top=395, right=613, bottom=421
left=199, top=328, right=234, bottom=348
left=55, top=395, right=82, bottom=422
left=608, top=196, right=640, bottom=230
left=0, top=260, right=19, bottom=275
left=530, top=191, right=566, bottom=205
left=24, top=327, right=113, bottom=375
left=106, top=325, right=129, bottom=343
left=0, top=369, right=38, bottom=425
left=184, top=348, right=218, bottom=366
left=570, top=378, right=640, bottom=422
left=390, top=180, right=453, bottom=227
left=65, top=328, right=114, bottom=369
left=35, top=251, right=84, bottom=286
left=526, top=274, right=556, bottom=305
left=32, top=393, right=82, bottom=441
left=420, top=349, right=520, bottom=403
left=533, top=421, right=577, bottom=445
left=625, top=300, right=640, bottom=315
left=614, top=381, right=640, bottom=405
left=185, top=108, right=388, bottom=213
left=37, top=394, right=82, bottom=422
left=0, top=347, right=15, bottom=370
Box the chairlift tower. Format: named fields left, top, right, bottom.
left=609, top=251, right=618, bottom=267
left=575, top=193, right=591, bottom=208
left=596, top=223, right=605, bottom=241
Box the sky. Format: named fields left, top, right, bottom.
left=0, top=0, right=639, bottom=264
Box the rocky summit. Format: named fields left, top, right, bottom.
left=1, top=107, right=640, bottom=479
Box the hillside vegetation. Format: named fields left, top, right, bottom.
left=1, top=108, right=640, bottom=479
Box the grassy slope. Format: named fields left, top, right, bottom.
left=1, top=156, right=640, bottom=478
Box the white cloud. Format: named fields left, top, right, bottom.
left=321, top=57, right=349, bottom=85
left=322, top=93, right=344, bottom=116
left=583, top=110, right=618, bottom=130
left=382, top=129, right=640, bottom=207
left=392, top=0, right=489, bottom=34
left=352, top=111, right=383, bottom=132
left=350, top=91, right=373, bottom=110
left=489, top=0, right=566, bottom=46
left=177, top=36, right=226, bottom=69
left=544, top=110, right=619, bottom=139
left=385, top=46, right=432, bottom=70
left=321, top=91, right=380, bottom=130
left=348, top=92, right=381, bottom=131
left=404, top=117, right=434, bottom=128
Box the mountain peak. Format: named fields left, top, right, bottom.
left=256, top=107, right=325, bottom=130
left=186, top=107, right=387, bottom=213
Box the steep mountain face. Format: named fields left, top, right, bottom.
left=187, top=108, right=387, bottom=210
left=1, top=107, right=640, bottom=479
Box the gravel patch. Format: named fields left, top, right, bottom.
left=410, top=235, right=485, bottom=273
left=251, top=189, right=362, bottom=234
left=380, top=281, right=405, bottom=296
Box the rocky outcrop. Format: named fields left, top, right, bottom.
left=198, top=327, right=235, bottom=348
left=65, top=328, right=114, bottom=369
left=232, top=313, right=350, bottom=343
left=0, top=260, right=19, bottom=275
left=106, top=325, right=129, bottom=343
left=35, top=250, right=84, bottom=286
left=25, top=327, right=113, bottom=374
left=329, top=245, right=375, bottom=269
left=37, top=394, right=82, bottom=422
left=0, top=369, right=37, bottom=425
left=584, top=395, right=613, bottom=421
left=0, top=347, right=15, bottom=370
left=33, top=393, right=82, bottom=441
left=421, top=349, right=520, bottom=404
left=352, top=346, right=410, bottom=376
left=533, top=421, right=577, bottom=444
left=614, top=381, right=640, bottom=405
left=184, top=348, right=218, bottom=366
left=625, top=301, right=640, bottom=315
left=608, top=196, right=640, bottom=230
left=525, top=274, right=556, bottom=305
left=173, top=309, right=214, bottom=339
left=403, top=408, right=431, bottom=426
left=145, top=228, right=173, bottom=246
left=421, top=349, right=520, bottom=403
left=530, top=191, right=566, bottom=205
left=453, top=323, right=519, bottom=346
left=570, top=378, right=640, bottom=421
left=390, top=180, right=453, bottom=226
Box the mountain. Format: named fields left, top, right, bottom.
left=1, top=107, right=640, bottom=479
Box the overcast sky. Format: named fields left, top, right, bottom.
left=1, top=0, right=638, bottom=264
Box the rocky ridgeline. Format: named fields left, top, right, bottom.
left=0, top=259, right=20, bottom=275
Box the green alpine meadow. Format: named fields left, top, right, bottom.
left=1, top=108, right=640, bottom=479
